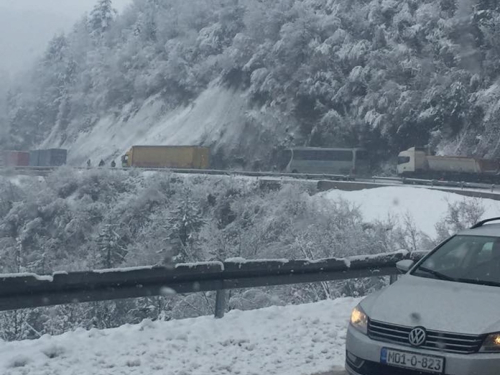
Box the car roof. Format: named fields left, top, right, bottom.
left=458, top=223, right=500, bottom=237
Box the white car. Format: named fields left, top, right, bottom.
left=345, top=218, right=500, bottom=375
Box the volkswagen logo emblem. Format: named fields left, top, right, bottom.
left=409, top=327, right=427, bottom=347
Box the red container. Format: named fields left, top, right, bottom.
left=1, top=151, right=30, bottom=167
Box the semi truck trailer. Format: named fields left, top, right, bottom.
left=29, top=149, right=68, bottom=167
left=121, top=146, right=210, bottom=169
left=397, top=147, right=500, bottom=181
left=0, top=151, right=30, bottom=167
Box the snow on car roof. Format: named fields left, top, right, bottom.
left=459, top=223, right=500, bottom=237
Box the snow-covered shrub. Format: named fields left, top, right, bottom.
left=435, top=198, right=486, bottom=242
left=0, top=170, right=427, bottom=339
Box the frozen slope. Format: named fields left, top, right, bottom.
left=0, top=298, right=359, bottom=375
left=41, top=83, right=261, bottom=166
left=321, top=186, right=500, bottom=238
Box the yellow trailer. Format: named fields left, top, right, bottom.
left=121, top=146, right=210, bottom=169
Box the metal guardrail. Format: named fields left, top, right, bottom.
left=4, top=166, right=498, bottom=191
left=400, top=177, right=496, bottom=191
left=0, top=251, right=426, bottom=318
left=3, top=166, right=355, bottom=181
left=372, top=175, right=496, bottom=190
left=5, top=167, right=500, bottom=204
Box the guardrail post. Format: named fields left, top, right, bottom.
left=389, top=275, right=398, bottom=284
left=214, top=290, right=227, bottom=319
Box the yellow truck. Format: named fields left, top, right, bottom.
left=121, top=146, right=210, bottom=169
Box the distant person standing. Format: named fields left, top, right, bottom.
left=111, top=160, right=116, bottom=168
left=98, top=159, right=105, bottom=167
left=87, top=159, right=91, bottom=168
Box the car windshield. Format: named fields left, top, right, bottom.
left=412, top=235, right=500, bottom=287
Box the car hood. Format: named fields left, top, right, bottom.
left=361, top=274, right=500, bottom=335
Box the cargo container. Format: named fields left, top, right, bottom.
left=284, top=147, right=370, bottom=176
left=29, top=149, right=68, bottom=167
left=121, top=146, right=210, bottom=169
left=397, top=147, right=500, bottom=181
left=0, top=151, right=30, bottom=167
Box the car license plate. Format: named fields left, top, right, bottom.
left=381, top=348, right=445, bottom=374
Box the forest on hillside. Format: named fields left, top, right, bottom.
left=0, top=169, right=482, bottom=340
left=1, top=0, right=500, bottom=164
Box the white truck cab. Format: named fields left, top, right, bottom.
left=397, top=147, right=428, bottom=175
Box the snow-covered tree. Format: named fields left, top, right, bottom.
left=97, top=224, right=127, bottom=269
left=168, top=192, right=205, bottom=262
left=88, top=0, right=117, bottom=39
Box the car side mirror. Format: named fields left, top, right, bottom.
left=396, top=259, right=414, bottom=273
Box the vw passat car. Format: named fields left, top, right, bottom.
left=346, top=218, right=500, bottom=375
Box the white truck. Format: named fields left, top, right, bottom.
left=397, top=147, right=500, bottom=181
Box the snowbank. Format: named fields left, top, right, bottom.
left=0, top=298, right=359, bottom=375
left=3, top=175, right=43, bottom=186
left=321, top=187, right=500, bottom=238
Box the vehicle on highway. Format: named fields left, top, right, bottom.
left=121, top=145, right=210, bottom=169
left=346, top=217, right=500, bottom=375
left=29, top=148, right=68, bottom=167
left=284, top=147, right=369, bottom=176
left=0, top=150, right=30, bottom=167
left=397, top=147, right=500, bottom=182
left=0, top=149, right=67, bottom=167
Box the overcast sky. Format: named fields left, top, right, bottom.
left=0, top=0, right=132, bottom=74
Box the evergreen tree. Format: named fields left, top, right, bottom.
left=97, top=224, right=127, bottom=268
left=88, top=0, right=117, bottom=38
left=168, top=193, right=205, bottom=262
left=0, top=70, right=9, bottom=148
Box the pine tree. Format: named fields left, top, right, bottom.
left=97, top=224, right=127, bottom=268
left=88, top=0, right=117, bottom=39
left=0, top=70, right=9, bottom=148
left=135, top=0, right=159, bottom=42
left=168, top=194, right=205, bottom=262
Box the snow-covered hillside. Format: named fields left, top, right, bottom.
left=5, top=0, right=500, bottom=165
left=0, top=298, right=359, bottom=375
left=42, top=83, right=285, bottom=167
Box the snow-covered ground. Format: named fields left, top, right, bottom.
left=3, top=183, right=500, bottom=374
left=321, top=186, right=500, bottom=238
left=0, top=298, right=359, bottom=375
left=42, top=84, right=252, bottom=165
